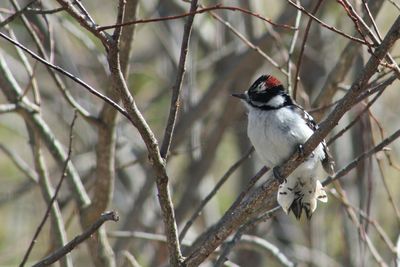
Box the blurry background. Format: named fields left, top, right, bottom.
left=0, top=0, right=399, bottom=266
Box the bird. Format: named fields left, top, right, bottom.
left=232, top=74, right=335, bottom=219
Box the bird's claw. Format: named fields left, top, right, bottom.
left=297, top=144, right=314, bottom=158
left=297, top=144, right=305, bottom=158
left=273, top=167, right=286, bottom=184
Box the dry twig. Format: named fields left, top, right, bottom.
left=32, top=211, right=119, bottom=267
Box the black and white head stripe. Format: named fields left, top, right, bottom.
left=246, top=75, right=291, bottom=110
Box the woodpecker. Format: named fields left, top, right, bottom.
left=232, top=74, right=335, bottom=219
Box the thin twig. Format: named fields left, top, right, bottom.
left=54, top=0, right=110, bottom=46
left=397, top=234, right=400, bottom=266
left=240, top=235, right=295, bottom=267
left=369, top=118, right=400, bottom=225
left=208, top=8, right=289, bottom=76
left=330, top=186, right=388, bottom=267
left=287, top=0, right=302, bottom=95
left=0, top=32, right=129, bottom=122
left=338, top=0, right=400, bottom=77
left=292, top=0, right=324, bottom=100
left=386, top=0, right=400, bottom=11
left=0, top=13, right=41, bottom=106
left=73, top=0, right=96, bottom=26
left=26, top=6, right=66, bottom=14
left=179, top=147, right=254, bottom=241
left=0, top=180, right=35, bottom=207
left=215, top=207, right=282, bottom=266
left=160, top=0, right=198, bottom=159
left=0, top=144, right=38, bottom=182
left=361, top=0, right=383, bottom=42
left=109, top=230, right=191, bottom=247
left=286, top=0, right=369, bottom=45
left=98, top=4, right=295, bottom=31
left=9, top=0, right=98, bottom=122
left=358, top=211, right=397, bottom=254
left=18, top=62, right=38, bottom=101
left=20, top=112, right=78, bottom=267
left=311, top=0, right=386, bottom=115
left=32, top=211, right=119, bottom=267
left=323, top=127, right=400, bottom=186
left=120, top=250, right=143, bottom=267
left=0, top=0, right=37, bottom=28
left=0, top=103, right=17, bottom=113
left=337, top=0, right=372, bottom=48
left=327, top=87, right=384, bottom=145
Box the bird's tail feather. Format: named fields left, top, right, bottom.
left=278, top=180, right=327, bottom=220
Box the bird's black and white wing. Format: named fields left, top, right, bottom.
left=290, top=104, right=335, bottom=175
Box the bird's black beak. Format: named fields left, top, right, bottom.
left=231, top=93, right=247, bottom=100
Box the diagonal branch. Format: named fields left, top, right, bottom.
left=0, top=0, right=37, bottom=28
left=286, top=0, right=369, bottom=45
left=323, top=127, right=400, bottom=186
left=0, top=32, right=128, bottom=122
left=160, top=0, right=198, bottom=159
left=54, top=0, right=111, bottom=47
left=179, top=147, right=254, bottom=241
left=32, top=211, right=119, bottom=267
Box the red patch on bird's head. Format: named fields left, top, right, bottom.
left=264, top=75, right=282, bottom=89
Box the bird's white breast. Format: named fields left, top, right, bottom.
left=246, top=105, right=324, bottom=176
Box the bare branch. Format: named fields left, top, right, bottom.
left=324, top=127, right=400, bottom=186
left=362, top=0, right=383, bottom=41
left=287, top=0, right=302, bottom=95
left=215, top=207, right=281, bottom=266
left=397, top=234, right=400, bottom=266
left=327, top=86, right=385, bottom=145
left=160, top=0, right=198, bottom=159
left=25, top=6, right=65, bottom=14
left=286, top=0, right=370, bottom=45
left=207, top=8, right=289, bottom=76
left=20, top=112, right=78, bottom=267
left=7, top=0, right=98, bottom=123
left=0, top=0, right=37, bottom=28
left=179, top=147, right=254, bottom=241
left=97, top=4, right=296, bottom=32
left=0, top=144, right=38, bottom=182
left=54, top=0, right=111, bottom=47
left=32, top=211, right=119, bottom=267
left=120, top=250, right=142, bottom=267
left=0, top=103, right=17, bottom=113
left=0, top=32, right=128, bottom=122
left=238, top=235, right=295, bottom=267
left=292, top=0, right=324, bottom=99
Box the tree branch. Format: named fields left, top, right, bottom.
left=160, top=0, right=198, bottom=159
left=20, top=112, right=77, bottom=267
left=106, top=15, right=184, bottom=267
left=97, top=4, right=295, bottom=31
left=292, top=0, right=324, bottom=99
left=32, top=211, right=119, bottom=267
left=179, top=147, right=254, bottom=241
left=286, top=0, right=369, bottom=45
